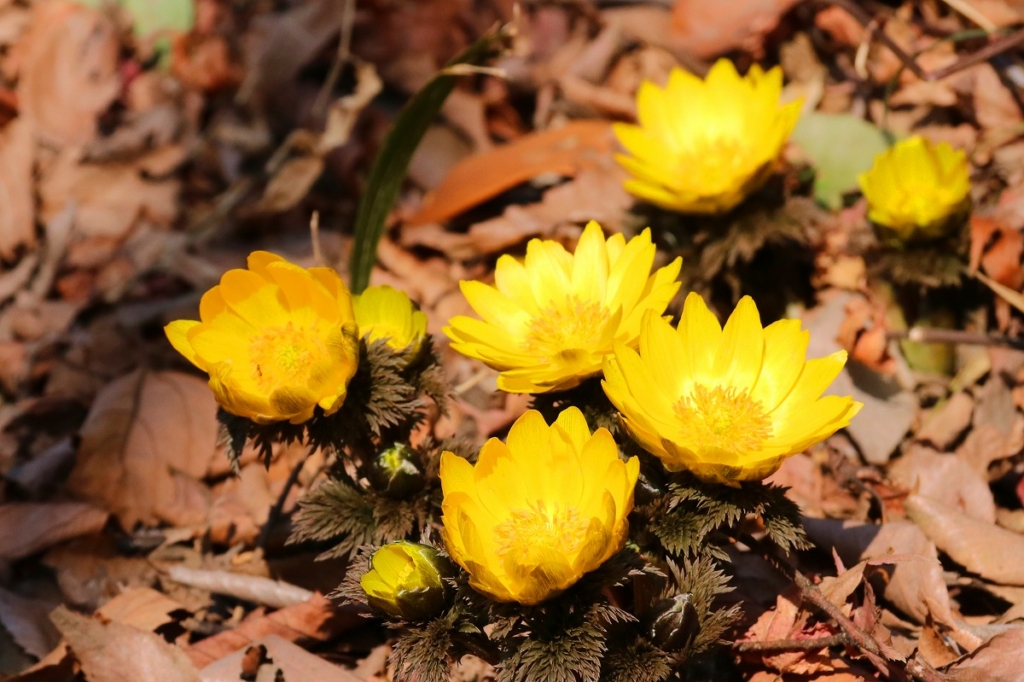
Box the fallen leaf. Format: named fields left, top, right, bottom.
left=973, top=63, right=1023, bottom=132
left=945, top=627, right=1024, bottom=682
left=803, top=518, right=956, bottom=626
left=39, top=149, right=180, bottom=243
left=43, top=538, right=157, bottom=610
left=51, top=606, right=201, bottom=682
left=670, top=0, right=802, bottom=58
left=906, top=493, right=1024, bottom=586
left=199, top=635, right=362, bottom=682
left=251, top=156, right=324, bottom=214
left=406, top=120, right=614, bottom=226
left=802, top=291, right=916, bottom=465
left=915, top=392, right=974, bottom=450
left=791, top=113, right=891, bottom=209
left=0, top=502, right=108, bottom=562
left=14, top=1, right=120, bottom=147
left=889, top=446, right=996, bottom=523
left=66, top=370, right=220, bottom=528
left=0, top=117, right=35, bottom=260
left=0, top=586, right=61, bottom=659
left=183, top=594, right=360, bottom=668
left=96, top=588, right=187, bottom=632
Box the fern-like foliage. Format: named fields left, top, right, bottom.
left=391, top=611, right=459, bottom=682
left=288, top=479, right=429, bottom=558
left=600, top=639, right=673, bottom=682
left=649, top=475, right=809, bottom=561
left=666, top=556, right=740, bottom=654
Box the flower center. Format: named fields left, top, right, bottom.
left=521, top=297, right=608, bottom=360
left=674, top=384, right=772, bottom=454
left=493, top=502, right=589, bottom=568
left=248, top=323, right=327, bottom=390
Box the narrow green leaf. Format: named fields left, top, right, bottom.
left=348, top=26, right=512, bottom=292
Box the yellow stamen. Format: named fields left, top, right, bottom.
left=493, top=502, right=589, bottom=567
left=248, top=323, right=326, bottom=390
left=522, top=298, right=608, bottom=359
left=674, top=384, right=772, bottom=454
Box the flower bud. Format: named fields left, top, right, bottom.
left=646, top=593, right=699, bottom=652
left=360, top=542, right=449, bottom=621
left=368, top=443, right=425, bottom=497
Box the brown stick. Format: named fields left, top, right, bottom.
left=734, top=633, right=848, bottom=653
left=813, top=0, right=1024, bottom=83
left=740, top=534, right=949, bottom=682
left=886, top=327, right=1024, bottom=350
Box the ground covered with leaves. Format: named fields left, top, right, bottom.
left=6, top=0, right=1024, bottom=680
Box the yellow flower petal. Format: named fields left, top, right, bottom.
left=444, top=222, right=681, bottom=393
left=164, top=252, right=359, bottom=424
left=440, top=409, right=638, bottom=605
left=859, top=135, right=971, bottom=242
left=604, top=294, right=862, bottom=483
left=615, top=59, right=798, bottom=215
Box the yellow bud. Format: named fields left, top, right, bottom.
left=360, top=542, right=449, bottom=621
left=858, top=136, right=971, bottom=243
left=353, top=285, right=428, bottom=362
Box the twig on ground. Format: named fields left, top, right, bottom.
left=734, top=633, right=848, bottom=652
left=886, top=328, right=1024, bottom=350
left=739, top=534, right=949, bottom=682
left=815, top=0, right=1024, bottom=83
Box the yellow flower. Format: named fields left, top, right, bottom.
left=353, top=285, right=428, bottom=358
left=360, top=542, right=448, bottom=621
left=613, top=59, right=801, bottom=215
left=858, top=135, right=971, bottom=243
left=439, top=408, right=639, bottom=605
left=602, top=293, right=862, bottom=485
left=444, top=221, right=681, bottom=393
left=165, top=252, right=359, bottom=424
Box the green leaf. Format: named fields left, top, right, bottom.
left=791, top=113, right=892, bottom=209
left=77, top=0, right=195, bottom=37
left=348, top=26, right=513, bottom=293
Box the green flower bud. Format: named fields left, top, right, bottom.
left=360, top=542, right=449, bottom=621
left=368, top=443, right=424, bottom=498
left=646, top=593, right=699, bottom=652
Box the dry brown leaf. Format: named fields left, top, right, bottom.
left=199, top=634, right=363, bottom=682
left=741, top=592, right=835, bottom=675
left=915, top=392, right=974, bottom=450
left=39, top=149, right=180, bottom=243
left=407, top=120, right=614, bottom=226
left=671, top=0, right=802, bottom=58
left=183, top=594, right=360, bottom=668
left=436, top=162, right=633, bottom=259
left=0, top=586, right=61, bottom=659
left=66, top=370, right=220, bottom=528
left=945, top=627, right=1024, bottom=682
left=836, top=296, right=897, bottom=375
left=51, top=606, right=201, bottom=682
left=957, top=421, right=1024, bottom=476
left=803, top=518, right=956, bottom=626
left=889, top=446, right=996, bottom=523
left=96, top=588, right=187, bottom=633
left=170, top=34, right=243, bottom=92
left=43, top=539, right=157, bottom=609
left=0, top=117, right=35, bottom=260
left=0, top=502, right=108, bottom=561
left=14, top=1, right=120, bottom=147
left=906, top=493, right=1024, bottom=586
left=973, top=64, right=1023, bottom=132
left=251, top=156, right=324, bottom=214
